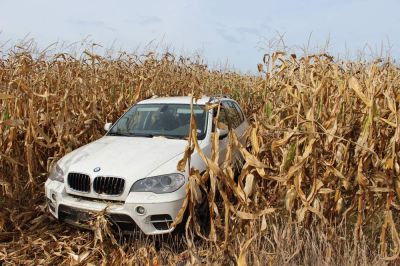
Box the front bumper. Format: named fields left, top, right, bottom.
left=45, top=180, right=185, bottom=235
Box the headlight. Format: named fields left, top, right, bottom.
left=130, top=173, right=185, bottom=194
left=48, top=163, right=64, bottom=182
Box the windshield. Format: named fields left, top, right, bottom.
left=107, top=104, right=208, bottom=140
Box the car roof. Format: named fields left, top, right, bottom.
left=138, top=95, right=231, bottom=105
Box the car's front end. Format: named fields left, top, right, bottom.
left=45, top=99, right=212, bottom=235
left=45, top=172, right=186, bottom=235
left=45, top=141, right=190, bottom=235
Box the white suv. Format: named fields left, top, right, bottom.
left=45, top=95, right=248, bottom=235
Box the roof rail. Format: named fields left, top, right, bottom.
left=144, top=94, right=159, bottom=100
left=208, top=94, right=231, bottom=103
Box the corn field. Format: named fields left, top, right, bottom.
left=0, top=43, right=400, bottom=265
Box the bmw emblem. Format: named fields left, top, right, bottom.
left=93, top=167, right=101, bottom=172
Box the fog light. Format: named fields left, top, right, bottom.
left=136, top=206, right=146, bottom=215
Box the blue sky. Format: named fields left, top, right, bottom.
left=0, top=0, right=399, bottom=72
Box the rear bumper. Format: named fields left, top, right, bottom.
left=45, top=180, right=185, bottom=235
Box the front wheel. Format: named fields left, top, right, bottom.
left=172, top=194, right=210, bottom=237
left=196, top=195, right=210, bottom=236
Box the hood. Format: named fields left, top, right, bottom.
left=59, top=136, right=190, bottom=200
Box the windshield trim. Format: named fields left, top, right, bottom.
left=106, top=103, right=209, bottom=140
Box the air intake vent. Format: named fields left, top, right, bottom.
left=67, top=173, right=90, bottom=192
left=150, top=214, right=173, bottom=230
left=93, top=176, right=125, bottom=195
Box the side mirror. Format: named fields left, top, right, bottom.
left=217, top=128, right=229, bottom=140
left=104, top=122, right=112, bottom=132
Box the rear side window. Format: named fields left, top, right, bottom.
left=232, top=102, right=245, bottom=122
left=223, top=101, right=243, bottom=129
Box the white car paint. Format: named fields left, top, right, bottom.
left=45, top=95, right=249, bottom=235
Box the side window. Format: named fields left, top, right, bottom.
left=218, top=106, right=230, bottom=129
left=212, top=104, right=230, bottom=131
left=223, top=101, right=242, bottom=129
left=232, top=102, right=245, bottom=123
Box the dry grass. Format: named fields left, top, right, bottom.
left=0, top=42, right=400, bottom=265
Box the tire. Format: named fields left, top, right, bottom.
left=172, top=191, right=210, bottom=237
left=196, top=194, right=210, bottom=236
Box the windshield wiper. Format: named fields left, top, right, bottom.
left=108, top=132, right=184, bottom=139
left=107, top=132, right=154, bottom=138
left=128, top=133, right=154, bottom=138
left=107, top=132, right=132, bottom=137
left=161, top=135, right=185, bottom=139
